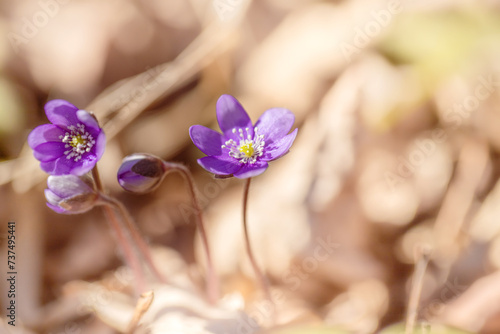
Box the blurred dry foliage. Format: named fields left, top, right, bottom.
left=2, top=0, right=500, bottom=333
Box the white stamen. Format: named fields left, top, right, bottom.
left=221, top=127, right=265, bottom=164
left=60, top=123, right=95, bottom=162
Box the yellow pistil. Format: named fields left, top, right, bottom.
left=222, top=127, right=265, bottom=164
left=239, top=143, right=254, bottom=157
left=70, top=135, right=86, bottom=148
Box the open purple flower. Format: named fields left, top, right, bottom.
left=45, top=175, right=99, bottom=214
left=189, top=95, right=298, bottom=178
left=28, top=100, right=106, bottom=176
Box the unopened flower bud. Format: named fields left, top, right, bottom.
left=45, top=175, right=98, bottom=214
left=117, top=153, right=168, bottom=193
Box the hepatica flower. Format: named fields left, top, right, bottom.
left=28, top=100, right=106, bottom=176
left=117, top=153, right=168, bottom=193
left=189, top=95, right=298, bottom=178
left=45, top=175, right=99, bottom=214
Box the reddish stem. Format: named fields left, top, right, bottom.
left=170, top=163, right=219, bottom=304
left=92, top=165, right=146, bottom=295
left=242, top=178, right=272, bottom=302
left=100, top=194, right=168, bottom=285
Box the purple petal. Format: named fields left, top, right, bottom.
left=47, top=150, right=99, bottom=176
left=27, top=124, right=65, bottom=149
left=118, top=172, right=158, bottom=193
left=261, top=128, right=298, bottom=162
left=40, top=160, right=57, bottom=174
left=254, top=108, right=295, bottom=143
left=32, top=142, right=65, bottom=162
left=189, top=125, right=223, bottom=156
left=51, top=156, right=95, bottom=176
left=69, top=155, right=97, bottom=176
left=118, top=170, right=146, bottom=187
left=44, top=99, right=79, bottom=127
left=94, top=131, right=106, bottom=162
left=44, top=189, right=68, bottom=213
left=233, top=161, right=269, bottom=179
left=117, top=158, right=137, bottom=178
left=46, top=202, right=67, bottom=214
left=77, top=109, right=101, bottom=132
left=44, top=188, right=62, bottom=206
left=47, top=175, right=93, bottom=199
left=216, top=95, right=253, bottom=139
left=197, top=156, right=242, bottom=176
left=51, top=158, right=76, bottom=175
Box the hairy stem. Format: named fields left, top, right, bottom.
left=100, top=194, right=168, bottom=284
left=172, top=163, right=219, bottom=304
left=242, top=178, right=272, bottom=302
left=92, top=165, right=146, bottom=294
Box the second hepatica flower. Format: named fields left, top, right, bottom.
left=28, top=100, right=106, bottom=176
left=45, top=175, right=99, bottom=214
left=190, top=95, right=298, bottom=178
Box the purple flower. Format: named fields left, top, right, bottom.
left=28, top=100, right=106, bottom=176
left=117, top=153, right=168, bottom=193
left=189, top=95, right=298, bottom=178
left=45, top=175, right=99, bottom=214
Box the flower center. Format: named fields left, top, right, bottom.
left=70, top=135, right=86, bottom=148
left=239, top=142, right=254, bottom=157
left=222, top=127, right=265, bottom=164
left=60, top=123, right=96, bottom=162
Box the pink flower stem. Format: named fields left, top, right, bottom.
left=168, top=163, right=219, bottom=304
left=242, top=178, right=272, bottom=302
left=92, top=165, right=146, bottom=295
left=99, top=194, right=168, bottom=285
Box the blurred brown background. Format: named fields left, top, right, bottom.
left=2, top=0, right=500, bottom=333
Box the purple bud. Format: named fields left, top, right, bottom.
left=117, top=153, right=167, bottom=193
left=45, top=175, right=98, bottom=214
